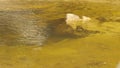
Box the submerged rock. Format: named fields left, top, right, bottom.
left=48, top=18, right=74, bottom=36
left=48, top=17, right=99, bottom=38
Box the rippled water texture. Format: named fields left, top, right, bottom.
left=0, top=10, right=48, bottom=45
left=0, top=0, right=120, bottom=68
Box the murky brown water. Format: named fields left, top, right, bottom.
left=0, top=1, right=120, bottom=68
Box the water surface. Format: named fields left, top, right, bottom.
left=0, top=1, right=120, bottom=68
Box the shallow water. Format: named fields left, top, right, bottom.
left=0, top=10, right=48, bottom=45
left=0, top=1, right=120, bottom=68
